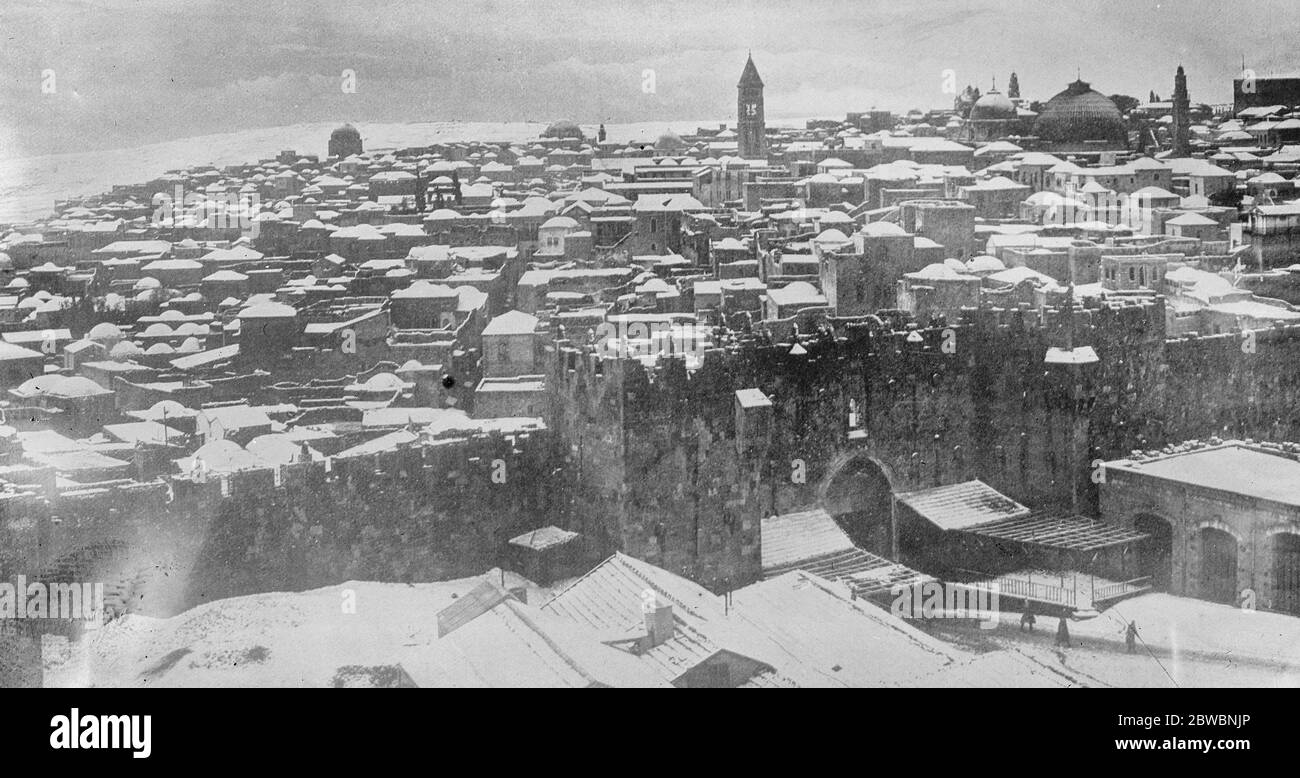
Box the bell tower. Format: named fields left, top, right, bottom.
left=1172, top=65, right=1191, bottom=157
left=737, top=53, right=766, bottom=160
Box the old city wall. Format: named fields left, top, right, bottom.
left=547, top=297, right=1213, bottom=586
left=9, top=431, right=562, bottom=615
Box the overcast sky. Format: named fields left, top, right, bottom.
left=3, top=0, right=1299, bottom=158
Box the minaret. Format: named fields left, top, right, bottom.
left=1172, top=65, right=1191, bottom=157
left=737, top=53, right=767, bottom=160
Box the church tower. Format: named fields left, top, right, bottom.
left=737, top=53, right=767, bottom=160
left=1172, top=65, right=1191, bottom=157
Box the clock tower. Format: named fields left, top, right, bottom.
left=737, top=53, right=766, bottom=160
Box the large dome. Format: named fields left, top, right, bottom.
left=330, top=123, right=361, bottom=142
left=1033, top=79, right=1127, bottom=148
left=328, top=123, right=363, bottom=157
left=969, top=90, right=1016, bottom=122
left=542, top=121, right=585, bottom=140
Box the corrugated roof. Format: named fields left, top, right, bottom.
left=895, top=479, right=1029, bottom=531
left=761, top=509, right=854, bottom=571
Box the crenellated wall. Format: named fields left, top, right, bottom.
left=546, top=294, right=1300, bottom=589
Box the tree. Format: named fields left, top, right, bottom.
left=1209, top=186, right=1245, bottom=210
left=1007, top=72, right=1021, bottom=99
left=1110, top=94, right=1140, bottom=115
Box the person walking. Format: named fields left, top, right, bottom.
left=1125, top=620, right=1138, bottom=654
left=1020, top=604, right=1036, bottom=633
left=1055, top=615, right=1071, bottom=648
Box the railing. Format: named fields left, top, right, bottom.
left=953, top=568, right=1077, bottom=608
left=1093, top=576, right=1152, bottom=602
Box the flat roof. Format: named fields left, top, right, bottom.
left=1108, top=444, right=1300, bottom=506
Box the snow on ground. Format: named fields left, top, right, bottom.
left=44, top=570, right=550, bottom=688
left=44, top=570, right=1300, bottom=688
left=927, top=592, right=1300, bottom=688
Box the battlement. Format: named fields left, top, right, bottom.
left=549, top=297, right=1170, bottom=405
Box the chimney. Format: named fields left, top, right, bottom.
left=643, top=599, right=675, bottom=648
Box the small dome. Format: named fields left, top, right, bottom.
left=87, top=322, right=123, bottom=342
left=149, top=400, right=189, bottom=418
left=110, top=341, right=143, bottom=359
left=541, top=215, right=580, bottom=231
left=861, top=221, right=907, bottom=237
left=814, top=228, right=851, bottom=245
left=17, top=375, right=62, bottom=395
left=966, top=255, right=1006, bottom=273
left=51, top=377, right=107, bottom=400
left=913, top=263, right=964, bottom=280
left=970, top=89, right=1017, bottom=122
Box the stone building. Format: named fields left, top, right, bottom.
left=1101, top=441, right=1300, bottom=614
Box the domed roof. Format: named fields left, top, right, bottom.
left=331, top=123, right=361, bottom=141
left=912, top=263, right=964, bottom=280
left=17, top=375, right=62, bottom=395
left=148, top=399, right=190, bottom=418
left=87, top=322, right=123, bottom=342
left=966, top=254, right=1006, bottom=273
left=247, top=434, right=316, bottom=465
left=1033, top=79, right=1127, bottom=148
left=541, top=215, right=579, bottom=231
left=969, top=89, right=1016, bottom=122
left=542, top=121, right=585, bottom=140
left=813, top=228, right=851, bottom=244
left=109, top=340, right=143, bottom=359
left=861, top=221, right=907, bottom=237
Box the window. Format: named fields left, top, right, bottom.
left=1128, top=267, right=1135, bottom=282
